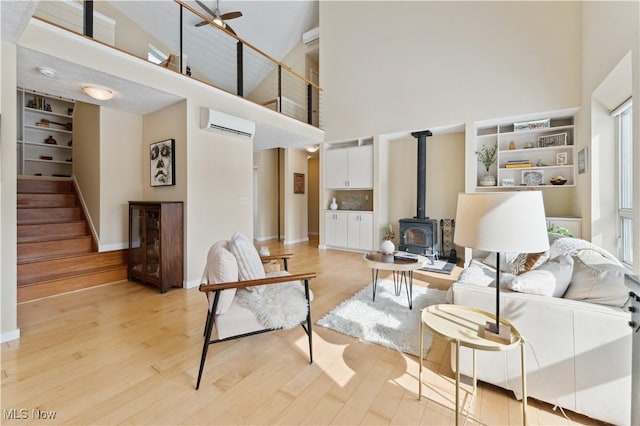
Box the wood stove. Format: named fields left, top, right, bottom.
left=398, top=130, right=439, bottom=257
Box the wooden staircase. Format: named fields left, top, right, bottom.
left=17, top=177, right=128, bottom=302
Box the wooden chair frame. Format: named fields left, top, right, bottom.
left=196, top=253, right=315, bottom=389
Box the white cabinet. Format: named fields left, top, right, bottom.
left=17, top=88, right=74, bottom=177
left=347, top=212, right=373, bottom=251
left=325, top=144, right=373, bottom=189
left=324, top=210, right=373, bottom=251
left=476, top=115, right=576, bottom=188
left=324, top=211, right=348, bottom=247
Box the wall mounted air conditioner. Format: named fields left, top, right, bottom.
left=303, top=26, right=319, bottom=45
left=200, top=108, right=256, bottom=138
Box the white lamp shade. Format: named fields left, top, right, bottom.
left=454, top=191, right=549, bottom=253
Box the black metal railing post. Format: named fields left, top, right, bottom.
left=277, top=65, right=282, bottom=113
left=83, top=0, right=93, bottom=37
left=179, top=4, right=184, bottom=74
left=237, top=41, right=244, bottom=96
left=307, top=83, right=312, bottom=125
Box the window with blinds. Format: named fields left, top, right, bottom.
left=614, top=99, right=633, bottom=266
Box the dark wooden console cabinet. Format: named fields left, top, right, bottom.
left=128, top=201, right=183, bottom=293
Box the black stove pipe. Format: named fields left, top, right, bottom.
left=410, top=130, right=432, bottom=219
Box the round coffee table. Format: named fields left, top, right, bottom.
left=361, top=252, right=430, bottom=309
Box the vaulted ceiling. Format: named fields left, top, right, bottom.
left=2, top=0, right=318, bottom=117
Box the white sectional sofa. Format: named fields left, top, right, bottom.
left=450, top=235, right=634, bottom=425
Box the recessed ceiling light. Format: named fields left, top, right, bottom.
left=81, top=86, right=114, bottom=101
left=37, top=67, right=56, bottom=77
left=305, top=145, right=319, bottom=153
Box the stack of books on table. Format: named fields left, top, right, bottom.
left=505, top=160, right=533, bottom=168
left=393, top=251, right=420, bottom=262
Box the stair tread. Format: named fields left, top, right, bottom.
left=18, top=249, right=94, bottom=263
left=18, top=264, right=127, bottom=287
left=17, top=250, right=113, bottom=265
left=18, top=235, right=92, bottom=244
left=18, top=234, right=90, bottom=243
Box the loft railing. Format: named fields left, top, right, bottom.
left=32, top=0, right=323, bottom=129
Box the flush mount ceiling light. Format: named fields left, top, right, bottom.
left=81, top=86, right=114, bottom=101
left=37, top=67, right=56, bottom=77
left=305, top=145, right=319, bottom=153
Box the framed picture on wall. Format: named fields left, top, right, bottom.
left=578, top=147, right=588, bottom=174
left=294, top=173, right=305, bottom=194
left=150, top=139, right=175, bottom=187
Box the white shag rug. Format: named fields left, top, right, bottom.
left=317, top=280, right=447, bottom=358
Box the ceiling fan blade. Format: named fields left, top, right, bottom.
left=220, top=11, right=242, bottom=20
left=224, top=24, right=237, bottom=36
left=194, top=0, right=217, bottom=18
left=195, top=19, right=209, bottom=27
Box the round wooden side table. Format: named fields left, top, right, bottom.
left=419, top=304, right=527, bottom=426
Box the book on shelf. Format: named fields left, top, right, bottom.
left=505, top=163, right=533, bottom=168
left=506, top=159, right=530, bottom=164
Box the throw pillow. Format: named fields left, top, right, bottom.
left=508, top=251, right=550, bottom=274
left=201, top=240, right=239, bottom=314
left=482, top=252, right=518, bottom=272
left=507, top=254, right=573, bottom=297
left=563, top=249, right=630, bottom=307
left=228, top=232, right=266, bottom=292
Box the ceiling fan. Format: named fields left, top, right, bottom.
left=194, top=0, right=242, bottom=36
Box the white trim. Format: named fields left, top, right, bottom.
left=611, top=97, right=632, bottom=117
left=254, top=235, right=278, bottom=242
left=1, top=329, right=21, bottom=343
left=283, top=237, right=309, bottom=245
left=184, top=279, right=200, bottom=289
left=99, top=242, right=128, bottom=251
left=72, top=176, right=100, bottom=248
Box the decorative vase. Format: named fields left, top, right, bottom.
left=330, top=197, right=338, bottom=210
left=380, top=239, right=395, bottom=255
left=479, top=173, right=496, bottom=187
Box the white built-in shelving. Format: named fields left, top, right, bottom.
left=17, top=88, right=75, bottom=177
left=476, top=114, right=577, bottom=190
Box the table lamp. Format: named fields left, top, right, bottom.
left=454, top=191, right=549, bottom=343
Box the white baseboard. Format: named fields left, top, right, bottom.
left=284, top=237, right=309, bottom=245
left=254, top=235, right=278, bottom=242
left=1, top=328, right=20, bottom=343
left=184, top=279, right=200, bottom=289
left=99, top=242, right=128, bottom=251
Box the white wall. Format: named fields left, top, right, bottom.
left=308, top=157, right=319, bottom=236
left=74, top=102, right=101, bottom=234
left=100, top=107, right=144, bottom=249
left=284, top=147, right=309, bottom=244
left=580, top=1, right=639, bottom=273
left=320, top=1, right=581, bottom=141
left=319, top=1, right=583, bottom=249
left=253, top=149, right=279, bottom=241
left=1, top=41, right=19, bottom=341
left=589, top=98, right=618, bottom=254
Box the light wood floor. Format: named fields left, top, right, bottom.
left=2, top=237, right=605, bottom=425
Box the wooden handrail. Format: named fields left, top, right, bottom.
left=259, top=253, right=293, bottom=262
left=199, top=272, right=317, bottom=292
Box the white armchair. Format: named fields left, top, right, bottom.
left=195, top=233, right=315, bottom=390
